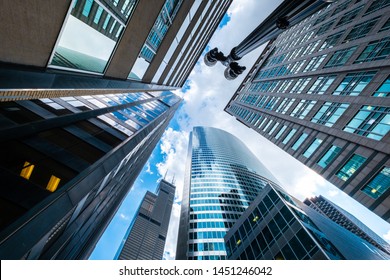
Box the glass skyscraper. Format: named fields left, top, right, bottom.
left=225, top=0, right=390, bottom=223
left=176, top=126, right=281, bottom=260
left=225, top=183, right=390, bottom=260
left=115, top=179, right=176, bottom=260
left=0, top=91, right=181, bottom=259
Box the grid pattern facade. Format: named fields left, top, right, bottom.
left=0, top=0, right=232, bottom=100
left=225, top=0, right=390, bottom=222
left=225, top=184, right=390, bottom=260
left=176, top=127, right=280, bottom=260
left=0, top=91, right=181, bottom=259
left=116, top=179, right=175, bottom=260
left=304, top=195, right=390, bottom=254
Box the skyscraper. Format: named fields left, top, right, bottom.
left=225, top=183, right=390, bottom=260
left=176, top=126, right=281, bottom=260
left=304, top=195, right=390, bottom=254
left=225, top=0, right=390, bottom=222
left=115, top=179, right=175, bottom=260
left=0, top=91, right=181, bottom=259
left=0, top=0, right=232, bottom=101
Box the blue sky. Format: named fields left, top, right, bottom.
left=90, top=0, right=390, bottom=260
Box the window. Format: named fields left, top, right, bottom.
left=373, top=76, right=390, bottom=97
left=364, top=0, right=390, bottom=16
left=336, top=154, right=366, bottom=181
left=325, top=46, right=357, bottom=67
left=333, top=72, right=376, bottom=96
left=343, top=105, right=390, bottom=140
left=82, top=0, right=93, bottom=17
left=361, top=167, right=390, bottom=199
left=290, top=100, right=316, bottom=119
left=290, top=78, right=312, bottom=94
left=275, top=125, right=287, bottom=140
left=317, top=145, right=341, bottom=168
left=93, top=6, right=104, bottom=24
left=316, top=20, right=336, bottom=36
left=380, top=18, right=390, bottom=32
left=354, top=37, right=390, bottom=63
left=307, top=75, right=336, bottom=94
left=20, top=161, right=35, bottom=180
left=103, top=14, right=111, bottom=29
left=282, top=128, right=297, bottom=145
left=343, top=17, right=379, bottom=43
left=311, top=102, right=349, bottom=127
left=336, top=5, right=363, bottom=27
left=303, top=54, right=326, bottom=72
left=268, top=122, right=280, bottom=135
left=291, top=133, right=308, bottom=151
left=331, top=1, right=350, bottom=16
left=303, top=138, right=323, bottom=158
left=319, top=31, right=344, bottom=51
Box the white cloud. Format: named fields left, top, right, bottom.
left=145, top=161, right=153, bottom=175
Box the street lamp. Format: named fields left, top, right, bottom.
left=204, top=0, right=336, bottom=80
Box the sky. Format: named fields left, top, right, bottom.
left=89, top=0, right=390, bottom=260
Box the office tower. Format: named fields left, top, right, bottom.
left=304, top=195, right=390, bottom=254
left=0, top=0, right=232, bottom=101
left=115, top=179, right=175, bottom=260
left=225, top=183, right=390, bottom=260
left=0, top=91, right=181, bottom=259
left=176, top=126, right=281, bottom=260
left=225, top=0, right=390, bottom=222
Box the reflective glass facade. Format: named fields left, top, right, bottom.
left=226, top=184, right=390, bottom=260
left=225, top=0, right=390, bottom=223
left=0, top=91, right=181, bottom=259
left=176, top=127, right=280, bottom=260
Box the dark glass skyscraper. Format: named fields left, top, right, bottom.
left=304, top=195, right=390, bottom=254
left=0, top=91, right=181, bottom=259
left=115, top=179, right=176, bottom=260
left=225, top=183, right=390, bottom=260
left=225, top=0, right=390, bottom=222
left=176, top=127, right=280, bottom=260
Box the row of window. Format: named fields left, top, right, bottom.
left=230, top=101, right=390, bottom=141
left=188, top=242, right=226, bottom=253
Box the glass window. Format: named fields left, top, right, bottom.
left=316, top=20, right=335, bottom=36
left=336, top=154, right=366, bottom=181
left=354, top=37, right=390, bottom=63
left=343, top=105, right=390, bottom=140
left=275, top=125, right=287, bottom=140
left=307, top=75, right=336, bottom=94
left=311, top=102, right=349, bottom=127
left=343, top=17, right=379, bottom=43
left=336, top=5, right=363, bottom=27
left=317, top=145, right=341, bottom=168
left=49, top=0, right=128, bottom=73
left=290, top=78, right=312, bottom=94
left=361, top=167, right=390, bottom=199
left=290, top=100, right=316, bottom=119
left=379, top=18, right=390, bottom=32
left=333, top=72, right=376, bottom=96
left=325, top=46, right=357, bottom=68
left=364, top=0, right=390, bottom=16
left=319, top=31, right=344, bottom=51
left=373, top=75, right=390, bottom=97
left=291, top=133, right=308, bottom=151
left=303, top=54, right=327, bottom=72
left=93, top=6, right=103, bottom=24
left=282, top=128, right=297, bottom=144
left=82, top=0, right=93, bottom=17
left=303, top=138, right=323, bottom=158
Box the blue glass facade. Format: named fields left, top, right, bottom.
left=176, top=127, right=280, bottom=260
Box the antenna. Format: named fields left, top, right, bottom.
left=164, top=169, right=168, bottom=180
left=171, top=174, right=176, bottom=185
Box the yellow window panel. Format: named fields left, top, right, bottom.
left=20, top=161, right=34, bottom=180
left=46, top=175, right=61, bottom=192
